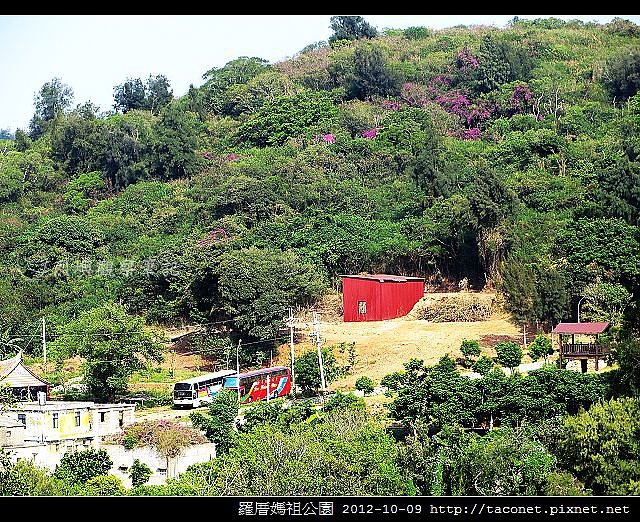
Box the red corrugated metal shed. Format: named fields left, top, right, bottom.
left=551, top=322, right=610, bottom=334
left=341, top=274, right=425, bottom=322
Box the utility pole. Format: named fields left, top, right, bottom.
left=313, top=311, right=326, bottom=397
left=41, top=317, right=47, bottom=371
left=236, top=339, right=241, bottom=402
left=286, top=308, right=298, bottom=395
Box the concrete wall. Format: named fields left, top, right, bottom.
left=103, top=443, right=217, bottom=487
left=90, top=406, right=135, bottom=437
left=565, top=357, right=609, bottom=373
left=6, top=438, right=97, bottom=470
left=0, top=422, right=26, bottom=447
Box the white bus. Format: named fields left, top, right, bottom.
left=172, top=369, right=237, bottom=408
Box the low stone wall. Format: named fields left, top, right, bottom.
left=103, top=443, right=217, bottom=487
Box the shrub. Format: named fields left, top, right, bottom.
left=472, top=355, right=495, bottom=375
left=355, top=376, right=375, bottom=395
left=496, top=341, right=523, bottom=372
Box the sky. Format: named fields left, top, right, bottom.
left=1, top=14, right=639, bottom=132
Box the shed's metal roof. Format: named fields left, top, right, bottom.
left=341, top=274, right=424, bottom=282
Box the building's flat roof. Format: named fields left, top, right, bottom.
left=0, top=414, right=25, bottom=428
left=341, top=273, right=425, bottom=282
left=551, top=322, right=610, bottom=334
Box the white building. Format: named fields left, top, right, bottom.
left=2, top=397, right=216, bottom=485
left=2, top=398, right=135, bottom=469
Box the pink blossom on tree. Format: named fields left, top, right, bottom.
left=459, top=127, right=481, bottom=140
left=455, top=47, right=479, bottom=70
left=362, top=127, right=381, bottom=139
left=511, top=84, right=533, bottom=114
left=322, top=133, right=336, bottom=144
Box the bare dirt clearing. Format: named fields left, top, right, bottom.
left=287, top=292, right=521, bottom=390
left=315, top=315, right=520, bottom=389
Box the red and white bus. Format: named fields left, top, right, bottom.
left=222, top=366, right=292, bottom=404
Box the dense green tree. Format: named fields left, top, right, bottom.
left=294, top=346, right=342, bottom=394
left=84, top=475, right=126, bottom=496
left=603, top=49, right=640, bottom=100
left=113, top=75, right=173, bottom=114
left=50, top=302, right=164, bottom=402
left=460, top=339, right=481, bottom=367
left=347, top=45, right=400, bottom=100
left=168, top=409, right=405, bottom=495
left=0, top=460, right=68, bottom=496
left=554, top=398, right=640, bottom=495
left=237, top=90, right=339, bottom=146
left=473, top=35, right=534, bottom=93
left=328, top=16, right=378, bottom=45
left=190, top=389, right=238, bottom=454
left=54, top=448, right=112, bottom=486
left=447, top=427, right=557, bottom=495
left=615, top=338, right=640, bottom=396
left=128, top=459, right=152, bottom=487
left=29, top=78, right=74, bottom=139
left=113, top=78, right=146, bottom=113
left=472, top=355, right=494, bottom=375
left=216, top=247, right=325, bottom=343
left=495, top=341, right=523, bottom=373
left=528, top=333, right=553, bottom=362
left=355, top=376, right=375, bottom=395
left=201, top=57, right=270, bottom=115
left=150, top=104, right=203, bottom=180
left=499, top=257, right=538, bottom=324
left=581, top=281, right=633, bottom=327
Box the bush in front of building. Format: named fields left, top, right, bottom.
left=54, top=448, right=113, bottom=486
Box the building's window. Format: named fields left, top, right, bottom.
left=100, top=412, right=106, bottom=422
left=157, top=468, right=167, bottom=475
left=6, top=430, right=10, bottom=438
left=17, top=414, right=26, bottom=425
left=358, top=301, right=367, bottom=314
left=75, top=411, right=81, bottom=427
left=55, top=443, right=60, bottom=452
left=52, top=413, right=59, bottom=428
left=118, top=466, right=128, bottom=472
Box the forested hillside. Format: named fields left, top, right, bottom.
left=2, top=15, right=640, bottom=366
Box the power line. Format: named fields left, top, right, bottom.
left=1, top=317, right=241, bottom=341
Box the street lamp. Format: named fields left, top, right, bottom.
left=577, top=296, right=585, bottom=323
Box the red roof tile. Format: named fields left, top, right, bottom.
left=551, top=322, right=610, bottom=334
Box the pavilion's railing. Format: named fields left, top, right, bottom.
left=561, top=343, right=608, bottom=356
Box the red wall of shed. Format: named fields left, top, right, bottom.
left=342, top=278, right=424, bottom=322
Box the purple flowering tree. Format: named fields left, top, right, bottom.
left=455, top=47, right=479, bottom=70
left=362, top=127, right=381, bottom=139
left=510, top=84, right=533, bottom=114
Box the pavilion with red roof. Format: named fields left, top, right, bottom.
left=551, top=322, right=610, bottom=372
